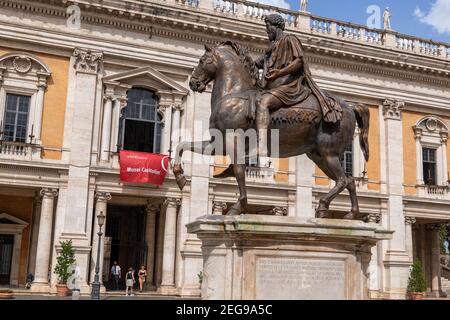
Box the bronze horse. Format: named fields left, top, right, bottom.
left=173, top=42, right=370, bottom=220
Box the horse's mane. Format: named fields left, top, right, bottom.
left=220, top=41, right=260, bottom=87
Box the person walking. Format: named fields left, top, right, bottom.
left=125, top=267, right=135, bottom=296
left=110, top=261, right=121, bottom=291
left=138, top=265, right=147, bottom=293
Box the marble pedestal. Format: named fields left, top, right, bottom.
left=187, top=215, right=392, bottom=300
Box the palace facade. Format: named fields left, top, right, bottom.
left=0, top=0, right=449, bottom=299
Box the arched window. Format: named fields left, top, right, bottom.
left=413, top=116, right=449, bottom=187
left=118, top=88, right=162, bottom=153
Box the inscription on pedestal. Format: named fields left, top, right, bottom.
left=255, top=257, right=346, bottom=300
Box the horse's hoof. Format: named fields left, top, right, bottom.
left=227, top=203, right=243, bottom=216
left=176, top=176, right=187, bottom=190
left=360, top=213, right=370, bottom=223
left=173, top=164, right=183, bottom=175
left=316, top=209, right=332, bottom=219
left=343, top=212, right=356, bottom=220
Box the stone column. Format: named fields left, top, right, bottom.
left=110, top=94, right=128, bottom=153
left=28, top=193, right=42, bottom=275
left=429, top=224, right=441, bottom=297
left=440, top=133, right=448, bottom=184
left=57, top=48, right=103, bottom=295
left=155, top=207, right=165, bottom=286
left=89, top=192, right=111, bottom=285
left=145, top=203, right=158, bottom=289
left=63, top=48, right=103, bottom=235
left=382, top=98, right=411, bottom=299
left=34, top=72, right=49, bottom=143
left=414, top=128, right=424, bottom=185
left=405, top=216, right=416, bottom=262
left=422, top=225, right=431, bottom=291
left=159, top=198, right=180, bottom=294
left=171, top=103, right=184, bottom=156
left=32, top=188, right=58, bottom=291
left=368, top=213, right=382, bottom=298
left=158, top=98, right=172, bottom=156
left=100, top=84, right=115, bottom=162
left=295, top=155, right=315, bottom=218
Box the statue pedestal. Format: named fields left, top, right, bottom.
left=187, top=215, right=392, bottom=300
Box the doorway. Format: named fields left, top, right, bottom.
left=0, top=234, right=14, bottom=285
left=104, top=205, right=147, bottom=290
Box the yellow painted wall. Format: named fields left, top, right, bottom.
left=274, top=158, right=288, bottom=183
left=367, top=106, right=380, bottom=191
left=402, top=111, right=424, bottom=195
left=0, top=48, right=69, bottom=160
left=0, top=195, right=33, bottom=285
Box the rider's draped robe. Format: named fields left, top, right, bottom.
left=257, top=33, right=342, bottom=123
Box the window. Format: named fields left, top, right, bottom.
left=2, top=94, right=31, bottom=143
left=118, top=88, right=162, bottom=153
left=423, top=148, right=437, bottom=185
left=340, top=144, right=353, bottom=177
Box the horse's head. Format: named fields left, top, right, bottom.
left=189, top=44, right=218, bottom=93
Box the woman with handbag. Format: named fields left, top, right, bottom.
left=138, top=265, right=147, bottom=293
left=125, top=267, right=135, bottom=296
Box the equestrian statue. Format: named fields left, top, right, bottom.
left=173, top=14, right=370, bottom=221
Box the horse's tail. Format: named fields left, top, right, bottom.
left=352, top=103, right=370, bottom=161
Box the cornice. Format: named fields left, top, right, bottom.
left=0, top=160, right=69, bottom=173
left=1, top=0, right=449, bottom=85
left=308, top=53, right=450, bottom=88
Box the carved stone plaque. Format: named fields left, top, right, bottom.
left=255, top=257, right=346, bottom=300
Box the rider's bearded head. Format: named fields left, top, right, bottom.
left=264, top=14, right=285, bottom=31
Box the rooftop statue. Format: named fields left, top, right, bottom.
left=383, top=7, right=392, bottom=30
left=173, top=14, right=370, bottom=221
left=300, top=0, right=308, bottom=12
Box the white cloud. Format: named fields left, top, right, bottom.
left=414, top=6, right=424, bottom=18
left=247, top=0, right=291, bottom=10
left=415, top=0, right=450, bottom=35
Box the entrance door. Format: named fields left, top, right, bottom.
left=0, top=235, right=14, bottom=285
left=104, top=205, right=147, bottom=290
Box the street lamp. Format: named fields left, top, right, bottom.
left=91, top=210, right=105, bottom=300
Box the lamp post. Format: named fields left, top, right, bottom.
left=91, top=210, right=106, bottom=300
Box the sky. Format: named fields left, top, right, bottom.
left=249, top=0, right=450, bottom=43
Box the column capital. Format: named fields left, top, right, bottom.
left=34, top=191, right=42, bottom=206
left=40, top=188, right=58, bottom=199
left=212, top=201, right=227, bottom=215
left=172, top=104, right=184, bottom=112
left=404, top=216, right=416, bottom=225
left=368, top=212, right=382, bottom=224
left=95, top=192, right=112, bottom=203
left=382, top=98, right=404, bottom=120
left=73, top=48, right=103, bottom=74
left=145, top=201, right=158, bottom=215
left=272, top=206, right=288, bottom=216
left=164, top=198, right=181, bottom=209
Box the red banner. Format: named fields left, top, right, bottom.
left=120, top=150, right=169, bottom=185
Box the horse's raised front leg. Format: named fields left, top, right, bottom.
left=226, top=164, right=248, bottom=216
left=173, top=140, right=215, bottom=190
